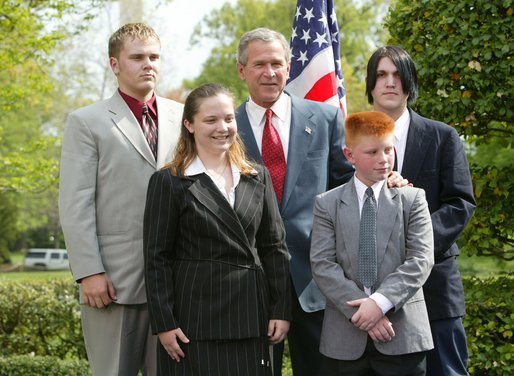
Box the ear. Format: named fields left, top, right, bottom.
left=109, top=56, right=119, bottom=75
left=343, top=146, right=355, bottom=165
left=183, top=119, right=194, bottom=134
left=236, top=62, right=246, bottom=80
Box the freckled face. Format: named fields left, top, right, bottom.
left=344, top=135, right=395, bottom=186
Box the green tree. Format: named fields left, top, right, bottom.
left=186, top=0, right=389, bottom=113
left=386, top=0, right=514, bottom=259
left=0, top=1, right=95, bottom=262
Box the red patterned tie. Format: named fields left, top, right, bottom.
left=262, top=108, right=286, bottom=203
left=142, top=104, right=158, bottom=160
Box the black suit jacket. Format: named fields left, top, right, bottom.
left=401, top=109, right=476, bottom=319
left=143, top=165, right=291, bottom=340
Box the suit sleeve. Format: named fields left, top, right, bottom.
left=58, top=112, right=104, bottom=282
left=310, top=195, right=368, bottom=320
left=376, top=189, right=434, bottom=310
left=328, top=108, right=354, bottom=188
left=144, top=171, right=180, bottom=334
left=255, top=167, right=292, bottom=321
left=431, top=128, right=475, bottom=256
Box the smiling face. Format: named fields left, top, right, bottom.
left=237, top=40, right=290, bottom=108
left=344, top=134, right=395, bottom=187
left=109, top=37, right=160, bottom=102
left=370, top=57, right=409, bottom=120
left=183, top=93, right=237, bottom=158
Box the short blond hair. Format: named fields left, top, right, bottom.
left=108, top=23, right=160, bottom=58
left=345, top=111, right=394, bottom=147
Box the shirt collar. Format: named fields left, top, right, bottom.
left=247, top=92, right=289, bottom=125
left=353, top=177, right=385, bottom=202
left=394, top=107, right=410, bottom=142
left=185, top=156, right=242, bottom=182
left=118, top=89, right=157, bottom=119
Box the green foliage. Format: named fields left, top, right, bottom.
left=186, top=0, right=388, bottom=113
left=463, top=274, right=514, bottom=375
left=0, top=275, right=512, bottom=375
left=386, top=0, right=514, bottom=260
left=0, top=279, right=86, bottom=359
left=0, top=355, right=90, bottom=376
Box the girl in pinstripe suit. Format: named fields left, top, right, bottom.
left=144, top=84, right=291, bottom=375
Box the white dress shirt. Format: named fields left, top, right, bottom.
left=245, top=93, right=292, bottom=162
left=394, top=108, right=410, bottom=173
left=185, top=157, right=241, bottom=208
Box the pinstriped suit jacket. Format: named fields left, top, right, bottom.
left=144, top=165, right=291, bottom=340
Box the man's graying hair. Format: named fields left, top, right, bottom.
left=108, top=23, right=160, bottom=58
left=237, top=28, right=291, bottom=65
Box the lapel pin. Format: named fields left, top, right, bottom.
left=305, top=126, right=312, bottom=135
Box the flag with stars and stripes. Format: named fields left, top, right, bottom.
left=286, top=0, right=347, bottom=116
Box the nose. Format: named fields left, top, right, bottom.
left=263, top=64, right=276, bottom=77
left=385, top=74, right=396, bottom=87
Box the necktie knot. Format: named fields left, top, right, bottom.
left=265, top=108, right=273, bottom=122
left=142, top=104, right=149, bottom=116
left=365, top=187, right=375, bottom=202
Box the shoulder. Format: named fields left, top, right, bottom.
left=290, top=94, right=339, bottom=115
left=410, top=109, right=459, bottom=137
left=393, top=186, right=427, bottom=208
left=69, top=98, right=110, bottom=119
left=316, top=181, right=350, bottom=202
left=156, top=96, right=184, bottom=111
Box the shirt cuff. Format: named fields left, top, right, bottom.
left=369, top=292, right=394, bottom=315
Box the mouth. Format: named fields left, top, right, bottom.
left=212, top=135, right=229, bottom=140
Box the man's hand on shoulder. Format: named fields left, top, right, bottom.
left=81, top=273, right=117, bottom=308
left=387, top=171, right=411, bottom=188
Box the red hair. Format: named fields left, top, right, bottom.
left=345, top=111, right=394, bottom=147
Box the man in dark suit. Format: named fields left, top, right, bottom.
left=366, top=45, right=476, bottom=376
left=235, top=27, right=354, bottom=376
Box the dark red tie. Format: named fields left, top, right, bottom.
left=142, top=104, right=158, bottom=160
left=262, top=108, right=286, bottom=203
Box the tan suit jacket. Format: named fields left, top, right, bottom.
left=59, top=91, right=183, bottom=304
left=310, top=179, right=434, bottom=360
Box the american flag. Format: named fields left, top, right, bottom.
left=285, top=0, right=347, bottom=116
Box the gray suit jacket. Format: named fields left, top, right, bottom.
left=236, top=94, right=354, bottom=312
left=59, top=91, right=183, bottom=304
left=310, top=178, right=434, bottom=359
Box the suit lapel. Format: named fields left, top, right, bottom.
left=188, top=174, right=251, bottom=249
left=109, top=92, right=156, bottom=168
left=376, top=186, right=400, bottom=268
left=236, top=102, right=262, bottom=164
left=281, top=96, right=316, bottom=210
left=402, top=110, right=432, bottom=180
left=155, top=97, right=181, bottom=168
left=338, top=181, right=360, bottom=273
left=234, top=174, right=265, bottom=233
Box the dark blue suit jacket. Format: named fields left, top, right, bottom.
left=402, top=109, right=476, bottom=319
left=236, top=94, right=354, bottom=312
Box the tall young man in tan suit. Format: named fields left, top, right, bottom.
left=59, top=23, right=183, bottom=375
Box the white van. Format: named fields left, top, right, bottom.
left=23, top=248, right=69, bottom=271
